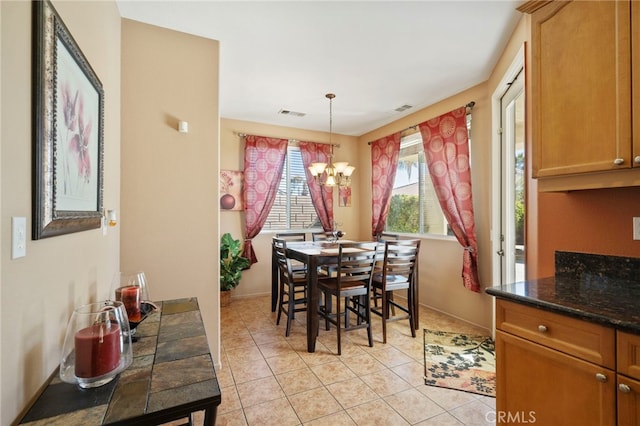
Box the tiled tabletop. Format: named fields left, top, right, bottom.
left=19, top=297, right=221, bottom=425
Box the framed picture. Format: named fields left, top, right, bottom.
left=220, top=170, right=243, bottom=211
left=339, top=186, right=351, bottom=207
left=33, top=0, right=104, bottom=239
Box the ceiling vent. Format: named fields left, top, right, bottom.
left=394, top=104, right=413, bottom=112
left=278, top=109, right=306, bottom=117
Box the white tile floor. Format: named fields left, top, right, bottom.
left=171, top=295, right=496, bottom=425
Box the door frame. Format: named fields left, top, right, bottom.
left=490, top=44, right=525, bottom=334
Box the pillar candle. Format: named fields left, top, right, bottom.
left=74, top=322, right=121, bottom=378
left=120, top=286, right=141, bottom=322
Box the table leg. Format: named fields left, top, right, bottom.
left=271, top=244, right=278, bottom=312
left=204, top=406, right=217, bottom=426
left=306, top=257, right=318, bottom=352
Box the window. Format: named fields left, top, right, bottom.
left=386, top=117, right=471, bottom=237
left=263, top=146, right=320, bottom=230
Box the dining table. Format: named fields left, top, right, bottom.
left=271, top=239, right=420, bottom=353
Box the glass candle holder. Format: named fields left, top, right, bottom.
left=112, top=271, right=150, bottom=321
left=111, top=271, right=157, bottom=335
left=60, top=300, right=133, bottom=388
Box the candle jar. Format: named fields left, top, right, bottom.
left=112, top=271, right=150, bottom=304
left=59, top=300, right=133, bottom=389
left=111, top=271, right=156, bottom=335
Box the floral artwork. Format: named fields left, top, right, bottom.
left=338, top=186, right=351, bottom=207
left=33, top=0, right=104, bottom=239
left=220, top=170, right=243, bottom=211
left=56, top=46, right=100, bottom=208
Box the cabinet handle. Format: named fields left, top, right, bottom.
left=595, top=373, right=608, bottom=383
left=619, top=383, right=632, bottom=393
left=613, top=158, right=625, bottom=165
left=537, top=325, right=548, bottom=333
left=634, top=156, right=640, bottom=164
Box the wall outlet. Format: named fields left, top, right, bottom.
left=634, top=217, right=640, bottom=241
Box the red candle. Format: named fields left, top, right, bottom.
left=74, top=322, right=121, bottom=378
left=121, top=286, right=141, bottom=322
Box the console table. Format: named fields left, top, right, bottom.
left=18, top=297, right=221, bottom=425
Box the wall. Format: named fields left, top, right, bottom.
left=1, top=1, right=121, bottom=423
left=356, top=16, right=530, bottom=330
left=535, top=188, right=640, bottom=277
left=219, top=118, right=360, bottom=299
left=120, top=20, right=221, bottom=362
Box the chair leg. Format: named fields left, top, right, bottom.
left=336, top=294, right=341, bottom=356
left=365, top=294, right=373, bottom=348
left=276, top=277, right=285, bottom=327
left=408, top=286, right=416, bottom=338
left=381, top=289, right=388, bottom=344
left=285, top=283, right=294, bottom=337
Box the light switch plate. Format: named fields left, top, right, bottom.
left=634, top=217, right=640, bottom=241
left=12, top=217, right=27, bottom=259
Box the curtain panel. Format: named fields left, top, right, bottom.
left=418, top=106, right=480, bottom=292
left=242, top=135, right=288, bottom=265
left=299, top=142, right=334, bottom=231
left=370, top=132, right=401, bottom=238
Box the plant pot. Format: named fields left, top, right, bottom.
left=220, top=290, right=231, bottom=307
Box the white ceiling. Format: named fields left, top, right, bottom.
left=116, top=1, right=522, bottom=136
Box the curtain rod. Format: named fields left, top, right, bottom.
left=236, top=132, right=340, bottom=148
left=367, top=101, right=475, bottom=145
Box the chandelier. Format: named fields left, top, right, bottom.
left=308, top=93, right=355, bottom=187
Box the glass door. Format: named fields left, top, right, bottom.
left=499, top=69, right=525, bottom=284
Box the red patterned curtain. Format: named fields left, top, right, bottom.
left=299, top=142, right=334, bottom=231
left=418, top=106, right=480, bottom=292
left=371, top=132, right=401, bottom=238
left=242, top=135, right=288, bottom=265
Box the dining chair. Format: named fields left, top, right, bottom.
left=273, top=238, right=307, bottom=337
left=311, top=231, right=339, bottom=276
left=372, top=232, right=399, bottom=308
left=317, top=242, right=378, bottom=355
left=370, top=239, right=420, bottom=343
left=275, top=232, right=307, bottom=272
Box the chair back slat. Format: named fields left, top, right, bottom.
left=275, top=232, right=306, bottom=242
left=312, top=232, right=334, bottom=242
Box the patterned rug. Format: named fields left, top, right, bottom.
left=423, top=329, right=496, bottom=397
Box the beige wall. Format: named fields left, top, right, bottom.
left=120, top=20, right=221, bottom=362
left=1, top=1, right=121, bottom=423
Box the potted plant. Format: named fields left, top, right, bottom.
left=220, top=233, right=250, bottom=307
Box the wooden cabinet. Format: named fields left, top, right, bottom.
left=495, top=300, right=640, bottom=425
left=495, top=299, right=616, bottom=425
left=618, top=331, right=640, bottom=425
left=521, top=0, right=640, bottom=190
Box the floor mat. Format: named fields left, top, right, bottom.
left=423, top=329, right=496, bottom=397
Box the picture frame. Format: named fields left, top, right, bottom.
left=220, top=170, right=244, bottom=211
left=32, top=0, right=104, bottom=239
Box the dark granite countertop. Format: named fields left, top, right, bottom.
left=485, top=251, right=640, bottom=334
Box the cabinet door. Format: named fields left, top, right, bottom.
left=532, top=0, right=631, bottom=177
left=496, top=330, right=616, bottom=425
left=632, top=1, right=640, bottom=168
left=618, top=375, right=640, bottom=426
